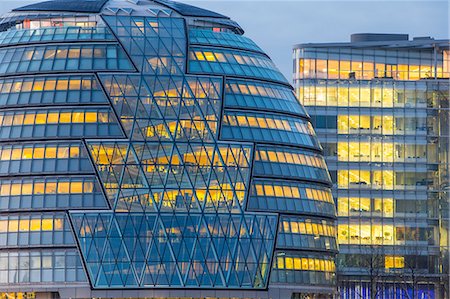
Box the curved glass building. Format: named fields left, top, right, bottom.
left=0, top=0, right=337, bottom=298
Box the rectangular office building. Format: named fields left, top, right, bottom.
left=294, top=34, right=449, bottom=298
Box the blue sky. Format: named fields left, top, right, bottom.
left=2, top=0, right=449, bottom=79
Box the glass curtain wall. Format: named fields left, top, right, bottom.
left=294, top=40, right=450, bottom=299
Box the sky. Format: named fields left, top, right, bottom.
left=2, top=0, right=449, bottom=79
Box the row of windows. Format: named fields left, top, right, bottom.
left=296, top=46, right=447, bottom=60
left=0, top=44, right=133, bottom=74
left=0, top=75, right=106, bottom=107
left=278, top=228, right=337, bottom=252
left=0, top=110, right=114, bottom=126
left=297, top=82, right=435, bottom=108
left=337, top=197, right=394, bottom=217
left=0, top=214, right=64, bottom=232
left=296, top=57, right=450, bottom=81
left=189, top=29, right=263, bottom=53
left=13, top=16, right=100, bottom=30
left=256, top=147, right=327, bottom=169
left=0, top=26, right=114, bottom=46
left=0, top=143, right=92, bottom=175
left=274, top=254, right=336, bottom=273
left=222, top=111, right=319, bottom=148
left=339, top=254, right=437, bottom=272
left=336, top=115, right=432, bottom=135
left=189, top=47, right=287, bottom=84
left=337, top=197, right=433, bottom=217
left=270, top=267, right=335, bottom=286
left=0, top=214, right=74, bottom=247
left=337, top=170, right=433, bottom=189
left=322, top=142, right=439, bottom=166
left=334, top=142, right=435, bottom=163
left=272, top=251, right=336, bottom=285
left=253, top=147, right=330, bottom=182
left=248, top=180, right=335, bottom=217
left=0, top=249, right=86, bottom=284
left=225, top=79, right=305, bottom=115
left=0, top=76, right=100, bottom=93
left=0, top=177, right=107, bottom=211
left=0, top=110, right=122, bottom=139
left=0, top=144, right=80, bottom=160
left=280, top=217, right=336, bottom=237
left=337, top=224, right=434, bottom=245
left=0, top=179, right=95, bottom=196
left=252, top=181, right=333, bottom=204
left=224, top=112, right=311, bottom=133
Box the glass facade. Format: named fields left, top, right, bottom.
left=0, top=0, right=336, bottom=298
left=294, top=35, right=449, bottom=299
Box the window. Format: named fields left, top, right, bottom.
left=385, top=256, right=404, bottom=269
left=0, top=44, right=133, bottom=75
left=274, top=252, right=335, bottom=272
left=190, top=47, right=287, bottom=83
left=225, top=79, right=306, bottom=115
left=0, top=110, right=112, bottom=126
left=222, top=111, right=318, bottom=148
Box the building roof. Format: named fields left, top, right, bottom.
left=294, top=34, right=450, bottom=50
left=13, top=0, right=109, bottom=13
left=12, top=0, right=229, bottom=19
left=152, top=0, right=229, bottom=19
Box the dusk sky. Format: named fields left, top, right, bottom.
left=2, top=0, right=448, bottom=79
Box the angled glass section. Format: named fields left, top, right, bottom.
left=70, top=212, right=277, bottom=288
left=0, top=108, right=123, bottom=139
left=100, top=74, right=222, bottom=142
left=225, top=79, right=307, bottom=116
left=85, top=141, right=148, bottom=208
left=0, top=75, right=107, bottom=107
left=247, top=179, right=335, bottom=217
left=0, top=44, right=133, bottom=75
left=0, top=142, right=93, bottom=175
left=103, top=16, right=186, bottom=75
left=0, top=175, right=107, bottom=211
left=87, top=141, right=252, bottom=213
left=189, top=29, right=263, bottom=53
left=189, top=47, right=288, bottom=84
left=253, top=145, right=331, bottom=183
left=222, top=110, right=321, bottom=149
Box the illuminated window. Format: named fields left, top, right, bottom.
left=225, top=112, right=314, bottom=135
left=338, top=170, right=370, bottom=188
left=0, top=111, right=112, bottom=127
left=328, top=60, right=339, bottom=79
left=385, top=256, right=404, bottom=269
left=256, top=148, right=326, bottom=169
left=374, top=198, right=394, bottom=217
left=0, top=145, right=81, bottom=161
left=281, top=218, right=335, bottom=237
left=274, top=253, right=335, bottom=272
